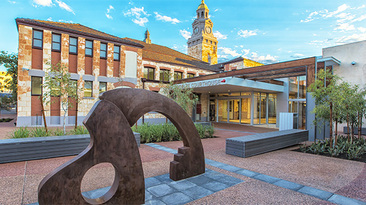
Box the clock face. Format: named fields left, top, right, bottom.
left=205, top=26, right=211, bottom=34
left=194, top=27, right=199, bottom=34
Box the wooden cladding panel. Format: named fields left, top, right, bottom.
left=32, top=49, right=43, bottom=69
left=69, top=54, right=78, bottom=73
left=99, top=59, right=107, bottom=76
left=85, top=56, right=93, bottom=75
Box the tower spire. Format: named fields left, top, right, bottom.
left=144, top=29, right=151, bottom=44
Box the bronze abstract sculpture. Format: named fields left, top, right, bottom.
left=38, top=88, right=205, bottom=204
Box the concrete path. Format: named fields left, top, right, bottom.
left=0, top=123, right=365, bottom=204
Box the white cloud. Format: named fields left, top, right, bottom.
left=335, top=23, right=355, bottom=31
left=242, top=49, right=250, bottom=56
left=238, top=30, right=258, bottom=38
left=213, top=31, right=227, bottom=40
left=336, top=13, right=355, bottom=23
left=219, top=47, right=241, bottom=57
left=55, top=0, right=75, bottom=15
left=154, top=12, right=180, bottom=24
left=290, top=53, right=305, bottom=59
left=124, top=7, right=150, bottom=27
left=336, top=33, right=366, bottom=44
left=358, top=27, right=366, bottom=33
left=250, top=52, right=277, bottom=64
left=301, top=4, right=350, bottom=23
left=350, top=14, right=366, bottom=23
left=326, top=4, right=349, bottom=18
left=33, top=0, right=53, bottom=6
left=180, top=29, right=191, bottom=40
left=132, top=18, right=148, bottom=27
left=106, top=5, right=114, bottom=19
left=8, top=0, right=16, bottom=3
left=357, top=5, right=366, bottom=9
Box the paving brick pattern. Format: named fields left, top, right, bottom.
left=75, top=169, right=242, bottom=205
left=149, top=144, right=366, bottom=205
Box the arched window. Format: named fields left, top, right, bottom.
left=206, top=12, right=208, bottom=18
left=201, top=11, right=204, bottom=17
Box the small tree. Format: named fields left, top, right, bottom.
left=43, top=62, right=81, bottom=134
left=162, top=83, right=198, bottom=114
left=0, top=51, right=17, bottom=105
left=308, top=69, right=340, bottom=147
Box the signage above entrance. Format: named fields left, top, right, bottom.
left=186, top=78, right=226, bottom=89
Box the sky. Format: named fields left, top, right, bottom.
left=1, top=0, right=366, bottom=72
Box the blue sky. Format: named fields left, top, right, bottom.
left=1, top=0, right=366, bottom=71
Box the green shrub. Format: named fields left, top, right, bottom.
left=31, top=127, right=50, bottom=137
left=70, top=126, right=89, bottom=135
left=304, top=135, right=366, bottom=160
left=11, top=127, right=31, bottom=139
left=133, top=123, right=215, bottom=143
left=52, top=128, right=65, bottom=136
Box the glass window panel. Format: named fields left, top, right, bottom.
left=69, top=37, right=77, bottom=54
left=52, top=43, right=60, bottom=51
left=160, top=70, right=170, bottom=81
left=85, top=49, right=92, bottom=56
left=84, top=81, right=92, bottom=97
left=299, top=76, right=306, bottom=99
left=86, top=40, right=93, bottom=48
left=100, top=51, right=106, bottom=58
left=174, top=72, right=182, bottom=80
left=70, top=46, right=77, bottom=54
left=268, top=94, right=277, bottom=124
left=33, top=30, right=42, bottom=39
left=70, top=37, right=77, bottom=45
left=260, top=94, right=267, bottom=124
left=99, top=82, right=107, bottom=93
left=187, top=73, right=195, bottom=78
left=241, top=98, right=251, bottom=124
left=85, top=40, right=93, bottom=56
left=33, top=40, right=42, bottom=48
left=100, top=43, right=107, bottom=58
left=31, top=77, right=42, bottom=95
left=218, top=100, right=228, bottom=122
left=52, top=34, right=60, bottom=42
left=114, top=46, right=120, bottom=60
left=253, top=93, right=260, bottom=124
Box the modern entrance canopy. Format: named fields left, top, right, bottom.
left=182, top=77, right=284, bottom=94
left=175, top=57, right=341, bottom=91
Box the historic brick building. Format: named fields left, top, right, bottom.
left=15, top=18, right=217, bottom=127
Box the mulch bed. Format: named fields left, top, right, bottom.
left=0, top=118, right=13, bottom=123
left=292, top=148, right=366, bottom=163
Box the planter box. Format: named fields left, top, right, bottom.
left=226, top=129, right=308, bottom=158
left=0, top=132, right=140, bottom=164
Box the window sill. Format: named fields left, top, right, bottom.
left=83, top=97, right=94, bottom=100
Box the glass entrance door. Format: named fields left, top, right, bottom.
left=229, top=99, right=240, bottom=123
left=218, top=100, right=228, bottom=122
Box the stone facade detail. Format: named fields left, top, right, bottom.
left=17, top=25, right=32, bottom=118
left=43, top=30, right=52, bottom=117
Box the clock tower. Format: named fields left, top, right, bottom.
left=187, top=0, right=218, bottom=65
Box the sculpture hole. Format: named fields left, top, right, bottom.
left=81, top=163, right=116, bottom=204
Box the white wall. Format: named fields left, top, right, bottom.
left=124, top=51, right=137, bottom=78
left=323, top=40, right=366, bottom=87
left=322, top=40, right=366, bottom=132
